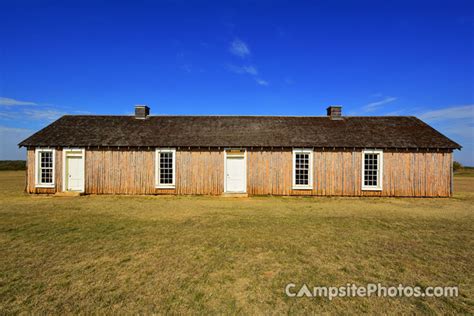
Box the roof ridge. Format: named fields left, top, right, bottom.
left=61, top=114, right=417, bottom=118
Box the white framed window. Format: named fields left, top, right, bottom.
left=155, top=148, right=176, bottom=189
left=35, top=148, right=55, bottom=188
left=362, top=149, right=383, bottom=191
left=292, top=148, right=313, bottom=190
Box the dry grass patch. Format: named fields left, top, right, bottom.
left=0, top=171, right=473, bottom=314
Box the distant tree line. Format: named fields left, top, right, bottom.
left=0, top=160, right=26, bottom=171
left=453, top=161, right=462, bottom=171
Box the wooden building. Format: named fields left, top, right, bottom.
left=19, top=105, right=461, bottom=197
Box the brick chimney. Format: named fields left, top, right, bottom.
left=135, top=105, right=150, bottom=119
left=326, top=105, right=342, bottom=120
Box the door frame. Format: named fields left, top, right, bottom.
left=62, top=148, right=85, bottom=192
left=223, top=148, right=247, bottom=193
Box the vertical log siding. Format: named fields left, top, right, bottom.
left=246, top=149, right=452, bottom=197
left=26, top=148, right=63, bottom=194
left=26, top=148, right=453, bottom=197
left=84, top=148, right=224, bottom=195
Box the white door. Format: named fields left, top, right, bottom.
left=226, top=156, right=246, bottom=193
left=67, top=156, right=84, bottom=191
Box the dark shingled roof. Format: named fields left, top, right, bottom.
left=18, top=115, right=461, bottom=149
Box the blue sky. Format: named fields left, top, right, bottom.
left=1, top=0, right=473, bottom=164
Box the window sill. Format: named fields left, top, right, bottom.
left=35, top=184, right=55, bottom=188
left=156, top=185, right=176, bottom=189
left=362, top=187, right=383, bottom=191
left=292, top=186, right=313, bottom=190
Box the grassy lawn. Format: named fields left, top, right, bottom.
left=0, top=171, right=473, bottom=314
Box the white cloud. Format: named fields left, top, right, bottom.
left=0, top=97, right=37, bottom=106
left=226, top=64, right=268, bottom=87
left=180, top=64, right=192, bottom=73
left=0, top=111, right=16, bottom=119
left=370, top=92, right=383, bottom=98
left=417, top=105, right=474, bottom=165
left=227, top=64, right=258, bottom=75
left=418, top=105, right=474, bottom=122
left=244, top=66, right=258, bottom=75
left=0, top=126, right=32, bottom=134
left=384, top=110, right=404, bottom=116
left=23, top=109, right=66, bottom=121
left=255, top=79, right=269, bottom=86
left=418, top=105, right=474, bottom=139
left=0, top=99, right=90, bottom=159
left=229, top=39, right=250, bottom=58
left=0, top=126, right=32, bottom=160
left=0, top=96, right=65, bottom=122
left=441, top=124, right=474, bottom=139
left=363, top=96, right=397, bottom=112
left=227, top=39, right=269, bottom=87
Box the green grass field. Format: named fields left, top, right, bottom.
left=0, top=171, right=473, bottom=314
